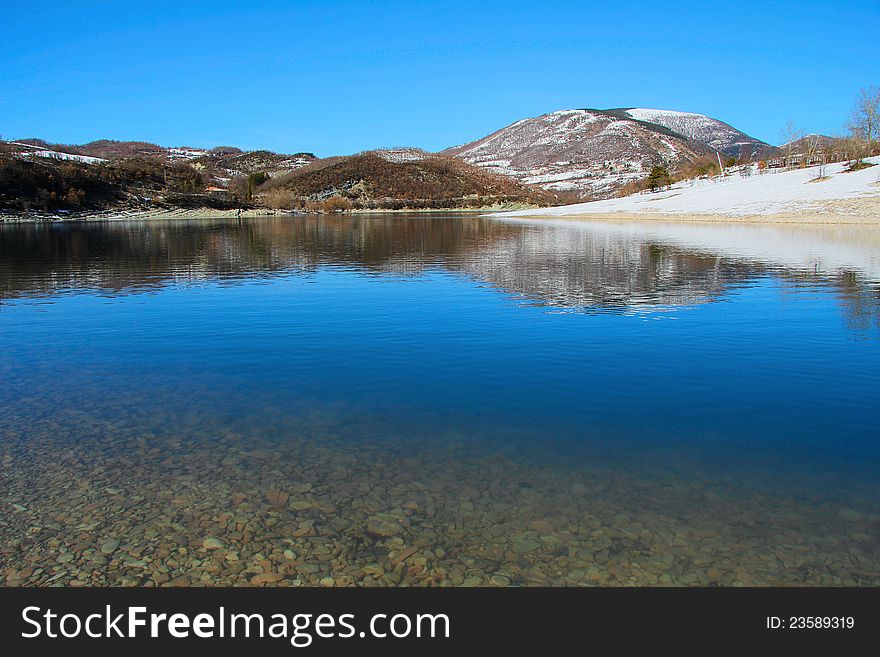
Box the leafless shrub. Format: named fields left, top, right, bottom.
left=322, top=196, right=352, bottom=213
left=263, top=188, right=294, bottom=210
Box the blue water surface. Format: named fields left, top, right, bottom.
left=2, top=216, right=877, bottom=472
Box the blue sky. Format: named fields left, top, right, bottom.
left=2, top=0, right=877, bottom=156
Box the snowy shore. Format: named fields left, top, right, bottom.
left=495, top=157, right=880, bottom=224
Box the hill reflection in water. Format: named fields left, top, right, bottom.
left=2, top=215, right=878, bottom=329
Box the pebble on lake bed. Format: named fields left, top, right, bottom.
left=0, top=401, right=877, bottom=589
left=366, top=513, right=404, bottom=538
left=266, top=489, right=289, bottom=507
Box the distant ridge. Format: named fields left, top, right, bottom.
left=620, top=108, right=772, bottom=158
left=1, top=138, right=558, bottom=214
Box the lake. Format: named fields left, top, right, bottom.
left=1, top=214, right=878, bottom=586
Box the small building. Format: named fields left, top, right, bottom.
left=205, top=186, right=229, bottom=198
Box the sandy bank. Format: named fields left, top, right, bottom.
left=496, top=196, right=880, bottom=225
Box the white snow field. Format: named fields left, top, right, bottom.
left=11, top=142, right=106, bottom=165
left=498, top=157, right=880, bottom=218
left=25, top=150, right=106, bottom=164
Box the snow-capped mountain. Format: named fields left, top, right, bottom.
left=622, top=108, right=770, bottom=158
left=443, top=108, right=772, bottom=198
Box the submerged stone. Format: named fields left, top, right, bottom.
left=266, top=489, right=289, bottom=506
left=511, top=538, right=541, bottom=554
left=366, top=513, right=404, bottom=538
left=251, top=573, right=285, bottom=585
left=202, top=537, right=226, bottom=550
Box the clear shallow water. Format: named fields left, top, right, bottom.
left=1, top=214, right=878, bottom=586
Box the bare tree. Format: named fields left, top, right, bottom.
left=848, top=85, right=879, bottom=144
left=780, top=120, right=804, bottom=168
left=802, top=133, right=821, bottom=166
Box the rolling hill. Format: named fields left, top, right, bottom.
left=259, top=149, right=559, bottom=210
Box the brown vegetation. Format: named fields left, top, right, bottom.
left=321, top=196, right=352, bottom=213
left=263, top=188, right=295, bottom=210
left=197, top=150, right=317, bottom=178
left=674, top=155, right=721, bottom=181
left=260, top=153, right=559, bottom=210
left=0, top=153, right=218, bottom=213
left=844, top=159, right=876, bottom=173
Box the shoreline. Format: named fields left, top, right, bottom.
left=489, top=196, right=880, bottom=226
left=3, top=199, right=880, bottom=226
left=0, top=207, right=297, bottom=224
left=0, top=205, right=541, bottom=224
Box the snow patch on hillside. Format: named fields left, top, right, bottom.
left=370, top=148, right=431, bottom=163
left=12, top=142, right=106, bottom=165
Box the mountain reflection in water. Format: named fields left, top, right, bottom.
left=1, top=215, right=878, bottom=330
